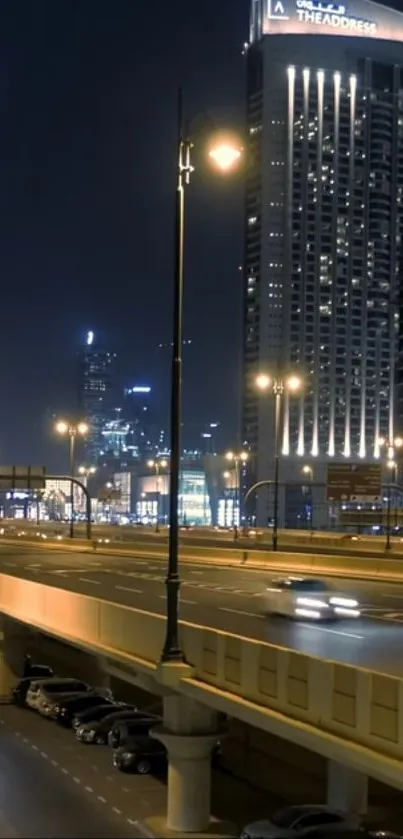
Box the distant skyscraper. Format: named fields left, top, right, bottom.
left=78, top=331, right=117, bottom=462
left=243, top=0, right=403, bottom=523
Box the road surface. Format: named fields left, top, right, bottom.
left=2, top=546, right=403, bottom=675
left=0, top=706, right=145, bottom=837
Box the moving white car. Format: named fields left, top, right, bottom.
left=263, top=577, right=360, bottom=620
left=240, top=804, right=360, bottom=837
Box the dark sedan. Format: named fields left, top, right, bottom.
left=76, top=708, right=145, bottom=745
left=54, top=694, right=115, bottom=727
left=71, top=703, right=134, bottom=731
left=108, top=715, right=161, bottom=749
left=113, top=736, right=167, bottom=775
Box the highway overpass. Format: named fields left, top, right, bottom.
left=0, top=545, right=403, bottom=832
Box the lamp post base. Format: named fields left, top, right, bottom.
left=161, top=576, right=186, bottom=663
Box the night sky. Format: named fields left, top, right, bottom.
left=0, top=0, right=247, bottom=470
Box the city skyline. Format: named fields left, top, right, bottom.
left=0, top=0, right=246, bottom=469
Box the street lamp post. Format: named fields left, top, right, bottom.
left=161, top=88, right=242, bottom=663
left=302, top=465, right=314, bottom=535
left=225, top=451, right=248, bottom=538
left=147, top=459, right=168, bottom=533
left=78, top=465, right=96, bottom=486
left=379, top=435, right=403, bottom=550
left=256, top=373, right=303, bottom=551
left=55, top=421, right=88, bottom=539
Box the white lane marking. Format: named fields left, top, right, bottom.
left=40, top=751, right=48, bottom=759
left=127, top=819, right=137, bottom=826
left=3, top=562, right=16, bottom=567
left=180, top=598, right=197, bottom=605
left=219, top=606, right=264, bottom=620
left=62, top=767, right=69, bottom=774
left=115, top=585, right=142, bottom=594
left=158, top=594, right=166, bottom=600
left=98, top=795, right=107, bottom=804
left=31, top=744, right=38, bottom=751
left=27, top=563, right=41, bottom=567
left=79, top=577, right=100, bottom=585
left=298, top=622, right=363, bottom=640
left=122, top=787, right=130, bottom=793
left=190, top=570, right=203, bottom=575
left=85, top=786, right=93, bottom=793
left=51, top=759, right=58, bottom=767
left=381, top=593, right=403, bottom=600
left=73, top=777, right=81, bottom=784
left=113, top=807, right=122, bottom=815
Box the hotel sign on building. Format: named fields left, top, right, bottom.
left=250, top=0, right=403, bottom=42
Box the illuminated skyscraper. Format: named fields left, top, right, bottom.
left=243, top=0, right=403, bottom=523
left=78, top=331, right=117, bottom=462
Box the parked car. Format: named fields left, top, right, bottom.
left=54, top=694, right=115, bottom=727
left=72, top=703, right=131, bottom=732
left=76, top=708, right=142, bottom=745
left=240, top=806, right=360, bottom=838
left=12, top=676, right=54, bottom=708
left=263, top=579, right=360, bottom=621
left=297, top=833, right=370, bottom=839
left=113, top=736, right=167, bottom=775
left=370, top=834, right=403, bottom=838
left=108, top=715, right=161, bottom=749
left=26, top=678, right=92, bottom=713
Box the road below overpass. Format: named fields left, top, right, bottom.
left=0, top=707, right=143, bottom=837
left=2, top=545, right=403, bottom=675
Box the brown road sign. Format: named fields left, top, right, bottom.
left=327, top=463, right=381, bottom=502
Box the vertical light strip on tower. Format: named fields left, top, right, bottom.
left=343, top=73, right=357, bottom=458
left=283, top=64, right=296, bottom=456
left=297, top=66, right=310, bottom=457
left=311, top=68, right=324, bottom=457
left=328, top=70, right=341, bottom=457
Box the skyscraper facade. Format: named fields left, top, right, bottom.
left=78, top=331, right=117, bottom=463
left=243, top=0, right=403, bottom=523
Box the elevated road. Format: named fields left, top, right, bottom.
left=2, top=545, right=403, bottom=676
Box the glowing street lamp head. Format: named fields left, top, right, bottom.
left=77, top=422, right=89, bottom=436
left=302, top=465, right=312, bottom=475
left=240, top=452, right=248, bottom=463
left=378, top=436, right=386, bottom=447
left=225, top=451, right=234, bottom=462
left=208, top=143, right=242, bottom=172
left=55, top=420, right=68, bottom=435
left=147, top=460, right=155, bottom=468
left=286, top=374, right=303, bottom=393
left=160, top=459, right=168, bottom=468
left=395, top=436, right=403, bottom=448
left=387, top=459, right=397, bottom=470
left=256, top=374, right=271, bottom=391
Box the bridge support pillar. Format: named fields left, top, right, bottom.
left=151, top=696, right=220, bottom=832
left=0, top=617, right=23, bottom=700
left=327, top=760, right=368, bottom=816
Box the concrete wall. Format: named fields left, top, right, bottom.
left=2, top=572, right=403, bottom=790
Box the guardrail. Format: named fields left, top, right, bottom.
left=0, top=571, right=402, bottom=791
left=3, top=519, right=403, bottom=554
left=3, top=531, right=403, bottom=584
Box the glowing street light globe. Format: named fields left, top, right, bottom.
left=208, top=143, right=242, bottom=172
